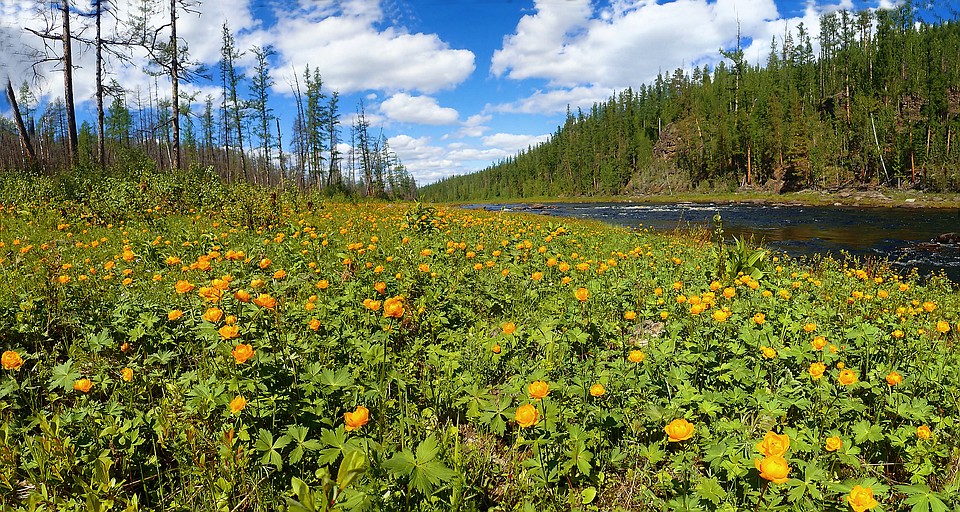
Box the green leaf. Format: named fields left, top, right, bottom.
left=48, top=360, right=81, bottom=391
left=337, top=449, right=368, bottom=491
left=694, top=476, right=726, bottom=505
left=581, top=486, right=597, bottom=505
left=898, top=484, right=949, bottom=512
left=255, top=429, right=290, bottom=468
left=320, top=368, right=354, bottom=388
left=287, top=477, right=317, bottom=512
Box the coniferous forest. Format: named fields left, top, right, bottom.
left=422, top=4, right=960, bottom=201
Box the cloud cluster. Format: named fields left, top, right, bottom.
left=380, top=93, right=459, bottom=125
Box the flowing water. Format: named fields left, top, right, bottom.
left=466, top=202, right=960, bottom=281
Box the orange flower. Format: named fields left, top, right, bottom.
left=885, top=371, right=903, bottom=386
left=121, top=367, right=133, bottom=382
left=803, top=322, right=816, bottom=333
left=528, top=380, right=550, bottom=400
left=2, top=350, right=24, bottom=370
left=232, top=343, right=254, bottom=364
left=229, top=395, right=247, bottom=415
left=589, top=383, right=606, bottom=397
left=514, top=403, right=539, bottom=428
left=198, top=286, right=224, bottom=303
left=316, top=279, right=330, bottom=290
left=309, top=318, right=321, bottom=331
left=752, top=313, right=765, bottom=325
left=754, top=455, right=790, bottom=484
left=808, top=362, right=826, bottom=380
left=258, top=258, right=271, bottom=269
left=624, top=310, right=637, bottom=320
left=922, top=301, right=936, bottom=312
left=73, top=378, right=93, bottom=393
left=374, top=281, right=387, bottom=294
left=937, top=321, right=950, bottom=333
left=756, top=431, right=790, bottom=457
left=219, top=325, right=240, bottom=340
left=363, top=298, right=382, bottom=311
left=811, top=335, right=827, bottom=350
left=165, top=255, right=182, bottom=266
left=574, top=287, right=589, bottom=302
left=344, top=405, right=370, bottom=431
left=628, top=350, right=645, bottom=363
left=175, top=280, right=195, bottom=294
left=502, top=322, right=516, bottom=335
left=383, top=296, right=404, bottom=318
left=916, top=425, right=932, bottom=440
left=838, top=369, right=857, bottom=386
left=847, top=485, right=879, bottom=512
left=491, top=344, right=501, bottom=354
left=168, top=309, right=183, bottom=321
left=665, top=418, right=695, bottom=442
left=203, top=307, right=224, bottom=323
left=253, top=294, right=277, bottom=310
left=825, top=436, right=842, bottom=452
left=273, top=269, right=287, bottom=280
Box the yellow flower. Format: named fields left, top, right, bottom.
left=165, top=255, right=181, bottom=266
left=515, top=403, right=539, bottom=428
left=316, top=279, right=330, bottom=290
left=574, top=287, right=589, bottom=302
left=808, top=362, right=826, bottom=380
left=922, top=301, right=936, bottom=312
left=73, top=378, right=93, bottom=393
left=756, top=431, right=790, bottom=457
left=825, top=436, right=842, bottom=452
left=811, top=335, right=827, bottom=351
left=886, top=371, right=903, bottom=386
left=234, top=289, right=251, bottom=302
left=589, top=383, right=605, bottom=397
left=121, top=367, right=133, bottom=382
left=754, top=455, right=790, bottom=484
left=203, top=307, right=224, bottom=323
left=175, top=280, right=195, bottom=294
left=803, top=322, right=816, bottom=333
left=753, top=313, right=765, bottom=325
left=363, top=298, right=382, bottom=311
left=624, top=310, right=637, bottom=320
left=761, top=346, right=777, bottom=359
left=917, top=425, right=932, bottom=440
left=2, top=350, right=24, bottom=370
left=665, top=418, right=695, bottom=442
left=847, top=485, right=879, bottom=512
left=258, top=258, right=271, bottom=269
left=936, top=321, right=950, bottom=333
left=503, top=322, right=516, bottom=335
left=344, top=405, right=370, bottom=431
left=712, top=310, right=729, bottom=322
left=892, top=329, right=904, bottom=339
left=167, top=309, right=183, bottom=321
left=219, top=325, right=240, bottom=340
left=232, top=343, right=254, bottom=364
left=383, top=296, right=405, bottom=318
left=253, top=294, right=277, bottom=310
left=838, top=369, right=857, bottom=386
left=528, top=380, right=550, bottom=400
left=273, top=269, right=287, bottom=280
left=308, top=318, right=321, bottom=331
left=628, top=350, right=645, bottom=363
left=229, top=395, right=247, bottom=415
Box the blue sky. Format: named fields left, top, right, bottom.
left=0, top=0, right=931, bottom=185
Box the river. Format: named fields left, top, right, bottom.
left=466, top=202, right=960, bottom=282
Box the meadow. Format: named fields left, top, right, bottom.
left=1, top=172, right=959, bottom=511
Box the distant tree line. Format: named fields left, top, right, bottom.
left=422, top=3, right=960, bottom=201
left=0, top=0, right=416, bottom=200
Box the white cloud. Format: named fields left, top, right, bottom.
left=271, top=0, right=475, bottom=94
left=380, top=93, right=459, bottom=125
left=492, top=85, right=615, bottom=115
left=482, top=132, right=551, bottom=154
left=492, top=0, right=782, bottom=88
left=451, top=113, right=492, bottom=138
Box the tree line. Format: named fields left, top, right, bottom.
left=421, top=3, right=960, bottom=201
left=0, top=0, right=416, bottom=200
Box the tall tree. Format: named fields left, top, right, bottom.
left=249, top=45, right=275, bottom=183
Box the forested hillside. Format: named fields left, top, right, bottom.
left=422, top=4, right=960, bottom=201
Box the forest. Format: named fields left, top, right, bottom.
left=421, top=3, right=960, bottom=201
left=0, top=0, right=417, bottom=200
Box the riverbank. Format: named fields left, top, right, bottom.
left=446, top=187, right=960, bottom=209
